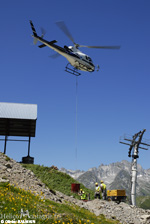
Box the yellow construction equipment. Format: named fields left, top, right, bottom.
left=107, top=190, right=127, bottom=203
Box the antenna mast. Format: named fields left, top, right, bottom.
left=119, top=129, right=150, bottom=206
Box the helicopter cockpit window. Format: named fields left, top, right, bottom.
left=85, top=56, right=93, bottom=62
left=64, top=45, right=73, bottom=52
left=88, top=57, right=92, bottom=62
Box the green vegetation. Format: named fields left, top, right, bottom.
left=22, top=164, right=95, bottom=200
left=5, top=155, right=11, bottom=161
left=0, top=182, right=119, bottom=224
left=136, top=196, right=150, bottom=209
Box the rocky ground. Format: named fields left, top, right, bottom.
left=0, top=152, right=150, bottom=224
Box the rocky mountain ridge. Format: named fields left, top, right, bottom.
left=0, top=153, right=150, bottom=224
left=61, top=160, right=150, bottom=196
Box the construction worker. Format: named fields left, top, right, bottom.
left=94, top=182, right=101, bottom=199
left=78, top=189, right=83, bottom=197
left=100, top=180, right=107, bottom=200
left=80, top=190, right=87, bottom=200
left=78, top=189, right=87, bottom=200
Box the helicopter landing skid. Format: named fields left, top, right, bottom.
left=65, top=63, right=81, bottom=76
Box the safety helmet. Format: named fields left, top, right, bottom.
left=80, top=189, right=83, bottom=191
left=101, top=180, right=104, bottom=183
left=95, top=182, right=98, bottom=186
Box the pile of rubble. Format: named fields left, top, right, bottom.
left=0, top=153, right=61, bottom=202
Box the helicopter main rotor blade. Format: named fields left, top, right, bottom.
left=55, top=21, right=75, bottom=45
left=55, top=21, right=120, bottom=50
left=79, top=45, right=120, bottom=49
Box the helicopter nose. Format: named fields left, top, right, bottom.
left=92, top=65, right=95, bottom=72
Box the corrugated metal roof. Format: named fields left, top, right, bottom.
left=0, top=102, right=37, bottom=120
left=0, top=102, right=37, bottom=137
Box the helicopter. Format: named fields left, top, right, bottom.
left=29, top=20, right=120, bottom=76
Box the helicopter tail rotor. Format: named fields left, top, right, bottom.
left=33, top=28, right=46, bottom=45
left=30, top=20, right=46, bottom=45
left=40, top=27, right=46, bottom=38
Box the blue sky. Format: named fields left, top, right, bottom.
left=0, top=0, right=150, bottom=171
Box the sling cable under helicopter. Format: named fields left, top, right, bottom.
left=75, top=76, right=78, bottom=169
